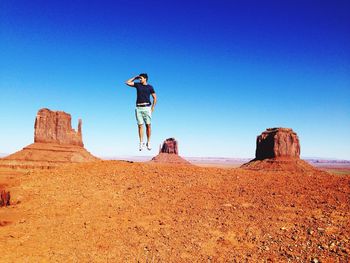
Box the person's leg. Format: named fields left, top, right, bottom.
left=138, top=124, right=144, bottom=143
left=135, top=107, right=145, bottom=150
left=144, top=107, right=152, bottom=150
left=146, top=124, right=151, bottom=143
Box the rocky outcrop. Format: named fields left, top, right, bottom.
left=159, top=138, right=178, bottom=154
left=34, top=108, right=83, bottom=146
left=0, top=108, right=98, bottom=168
left=242, top=128, right=316, bottom=172
left=151, top=138, right=191, bottom=165
left=0, top=190, right=10, bottom=207
left=255, top=128, right=300, bottom=159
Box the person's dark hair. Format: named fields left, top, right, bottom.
left=139, top=73, right=148, bottom=81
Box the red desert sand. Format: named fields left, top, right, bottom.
left=0, top=161, right=349, bottom=262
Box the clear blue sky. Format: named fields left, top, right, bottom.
left=1, top=0, right=349, bottom=159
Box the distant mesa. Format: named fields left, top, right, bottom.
left=34, top=108, right=83, bottom=146
left=159, top=137, right=178, bottom=154
left=255, top=128, right=300, bottom=160
left=151, top=138, right=191, bottom=165
left=0, top=108, right=98, bottom=169
left=241, top=128, right=317, bottom=171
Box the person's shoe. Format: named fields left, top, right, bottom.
left=146, top=142, right=152, bottom=151
left=139, top=142, right=144, bottom=151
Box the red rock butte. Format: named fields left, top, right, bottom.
left=34, top=108, right=83, bottom=147
left=0, top=108, right=98, bottom=169
left=241, top=128, right=317, bottom=171
left=151, top=138, right=191, bottom=165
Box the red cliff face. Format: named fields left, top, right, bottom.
left=255, top=128, right=300, bottom=160
left=34, top=108, right=83, bottom=147
left=159, top=138, right=178, bottom=154
left=242, top=128, right=316, bottom=172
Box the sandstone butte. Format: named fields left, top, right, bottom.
left=241, top=127, right=317, bottom=171
left=0, top=108, right=98, bottom=169
left=151, top=138, right=191, bottom=165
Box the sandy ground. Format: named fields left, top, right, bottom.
left=0, top=161, right=349, bottom=262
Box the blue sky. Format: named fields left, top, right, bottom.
left=1, top=0, right=349, bottom=159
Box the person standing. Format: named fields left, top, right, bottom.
left=125, top=73, right=157, bottom=151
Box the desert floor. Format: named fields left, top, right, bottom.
left=0, top=161, right=349, bottom=262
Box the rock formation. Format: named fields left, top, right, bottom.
left=255, top=128, right=300, bottom=159
left=151, top=138, right=191, bottom=165
left=0, top=108, right=98, bottom=168
left=0, top=190, right=10, bottom=207
left=34, top=108, right=83, bottom=146
left=159, top=138, right=178, bottom=154
left=241, top=128, right=316, bottom=171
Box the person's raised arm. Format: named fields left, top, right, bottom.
left=151, top=93, right=157, bottom=112
left=125, top=76, right=139, bottom=87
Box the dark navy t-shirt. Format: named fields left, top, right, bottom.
left=134, top=83, right=155, bottom=106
